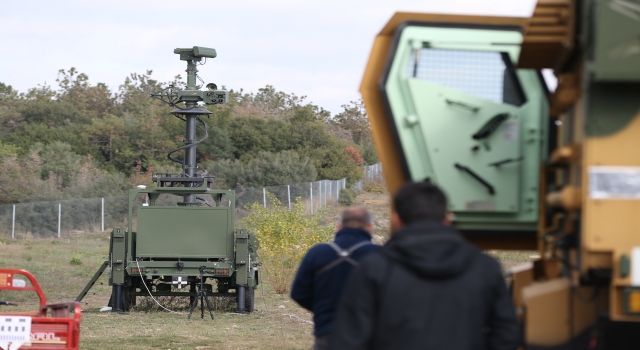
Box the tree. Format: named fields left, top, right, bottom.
left=0, top=69, right=375, bottom=201
left=207, top=150, right=317, bottom=189
left=0, top=82, right=17, bottom=100
left=333, top=100, right=370, bottom=145
left=330, top=100, right=378, bottom=165
left=88, top=114, right=126, bottom=166
left=241, top=150, right=317, bottom=187
left=36, top=141, right=83, bottom=187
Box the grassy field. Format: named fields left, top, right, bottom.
left=0, top=192, right=532, bottom=349
left=0, top=232, right=316, bottom=349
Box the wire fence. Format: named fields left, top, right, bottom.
left=0, top=164, right=383, bottom=239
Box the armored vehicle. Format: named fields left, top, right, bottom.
left=77, top=47, right=260, bottom=315
left=364, top=1, right=640, bottom=348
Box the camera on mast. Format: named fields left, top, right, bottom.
left=174, top=46, right=217, bottom=61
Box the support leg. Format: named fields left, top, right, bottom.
left=76, top=261, right=109, bottom=303
left=187, top=293, right=199, bottom=319
left=203, top=293, right=215, bottom=320
left=237, top=285, right=246, bottom=313
left=113, top=284, right=123, bottom=312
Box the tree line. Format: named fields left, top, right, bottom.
left=0, top=68, right=377, bottom=204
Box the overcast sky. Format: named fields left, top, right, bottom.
left=1, top=0, right=539, bottom=114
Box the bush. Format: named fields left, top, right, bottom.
left=338, top=188, right=355, bottom=206
left=243, top=192, right=334, bottom=294
left=362, top=182, right=386, bottom=194
left=363, top=176, right=387, bottom=194
left=69, top=257, right=82, bottom=265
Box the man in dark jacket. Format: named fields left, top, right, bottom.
left=331, top=182, right=520, bottom=350
left=291, top=206, right=380, bottom=350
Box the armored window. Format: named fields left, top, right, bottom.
left=406, top=48, right=525, bottom=106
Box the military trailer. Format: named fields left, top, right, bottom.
left=77, top=46, right=260, bottom=316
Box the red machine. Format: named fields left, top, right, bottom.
left=0, top=269, right=81, bottom=350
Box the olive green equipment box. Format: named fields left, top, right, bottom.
left=77, top=47, right=260, bottom=315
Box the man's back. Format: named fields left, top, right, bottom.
left=331, top=221, right=519, bottom=350
left=290, top=227, right=379, bottom=337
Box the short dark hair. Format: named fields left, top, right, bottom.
left=392, top=181, right=448, bottom=224
left=340, top=206, right=372, bottom=229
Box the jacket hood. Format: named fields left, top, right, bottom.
left=382, top=221, right=479, bottom=279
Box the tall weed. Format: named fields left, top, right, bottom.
left=243, top=192, right=334, bottom=294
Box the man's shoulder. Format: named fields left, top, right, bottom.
left=305, top=242, right=335, bottom=257
left=305, top=238, right=380, bottom=263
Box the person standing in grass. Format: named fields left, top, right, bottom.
left=331, top=181, right=520, bottom=350
left=291, top=206, right=380, bottom=350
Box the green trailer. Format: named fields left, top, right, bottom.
left=77, top=47, right=260, bottom=315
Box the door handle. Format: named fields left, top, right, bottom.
left=445, top=99, right=480, bottom=112
left=472, top=113, right=509, bottom=140
left=488, top=157, right=523, bottom=167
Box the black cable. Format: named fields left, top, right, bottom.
left=196, top=196, right=212, bottom=207
left=167, top=116, right=209, bottom=178
left=150, top=86, right=197, bottom=111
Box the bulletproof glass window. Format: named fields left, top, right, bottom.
left=406, top=48, right=525, bottom=106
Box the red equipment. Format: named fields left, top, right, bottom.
left=0, top=269, right=81, bottom=350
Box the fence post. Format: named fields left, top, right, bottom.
left=310, top=182, right=313, bottom=213
left=318, top=181, right=321, bottom=208
left=263, top=188, right=267, bottom=208
left=101, top=197, right=105, bottom=232
left=325, top=181, right=328, bottom=206
left=287, top=185, right=291, bottom=211
left=329, top=181, right=332, bottom=204
left=12, top=204, right=15, bottom=240
left=58, top=203, right=61, bottom=238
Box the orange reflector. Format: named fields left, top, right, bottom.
left=629, top=290, right=640, bottom=313
left=131, top=267, right=144, bottom=275
left=215, top=268, right=229, bottom=275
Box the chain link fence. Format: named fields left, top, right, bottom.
left=0, top=164, right=383, bottom=239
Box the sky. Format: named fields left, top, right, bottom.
left=0, top=0, right=541, bottom=115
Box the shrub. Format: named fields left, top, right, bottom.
left=243, top=192, right=334, bottom=294
left=338, top=188, right=355, bottom=206
left=69, top=257, right=82, bottom=265
left=362, top=182, right=386, bottom=194
left=363, top=176, right=387, bottom=194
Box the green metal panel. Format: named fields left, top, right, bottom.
left=406, top=79, right=522, bottom=213
left=136, top=207, right=231, bottom=259
left=383, top=23, right=549, bottom=231
left=235, top=229, right=249, bottom=285
left=591, top=0, right=640, bottom=82
left=111, top=228, right=126, bottom=284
